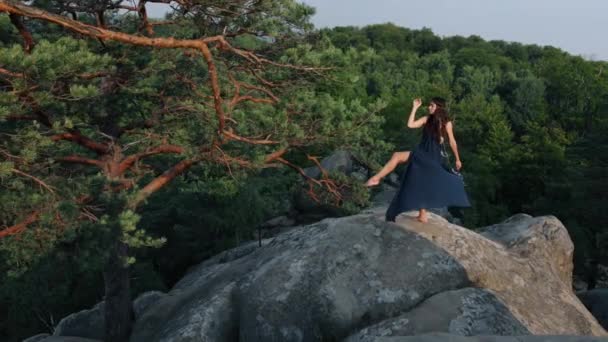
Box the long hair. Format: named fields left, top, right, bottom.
left=423, top=97, right=450, bottom=143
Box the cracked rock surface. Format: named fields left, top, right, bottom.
left=126, top=207, right=606, bottom=341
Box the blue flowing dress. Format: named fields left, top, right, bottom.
left=385, top=128, right=471, bottom=222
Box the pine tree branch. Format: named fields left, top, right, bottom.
left=0, top=68, right=108, bottom=80
left=228, top=72, right=278, bottom=109
left=0, top=1, right=228, bottom=142
left=0, top=67, right=24, bottom=78
left=240, top=82, right=280, bottom=103
left=275, top=155, right=342, bottom=205
left=198, top=40, right=227, bottom=136
left=78, top=71, right=111, bottom=80
left=11, top=168, right=56, bottom=193
left=211, top=146, right=288, bottom=172
left=130, top=158, right=198, bottom=208
left=51, top=130, right=110, bottom=155
left=0, top=2, right=219, bottom=49
left=118, top=144, right=185, bottom=174
left=0, top=195, right=95, bottom=239
left=13, top=91, right=53, bottom=127
left=222, top=129, right=278, bottom=145
left=56, top=155, right=104, bottom=167
left=0, top=211, right=39, bottom=238
left=0, top=1, right=328, bottom=144
left=264, top=147, right=288, bottom=163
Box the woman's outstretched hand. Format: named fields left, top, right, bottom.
left=413, top=98, right=422, bottom=109
left=455, top=160, right=462, bottom=171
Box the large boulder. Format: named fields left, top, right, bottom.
left=52, top=302, right=105, bottom=341
left=49, top=290, right=165, bottom=342
left=130, top=212, right=468, bottom=341
left=396, top=211, right=602, bottom=335
left=376, top=333, right=608, bottom=341
left=33, top=337, right=101, bottom=342
left=22, top=334, right=50, bottom=342
left=129, top=207, right=606, bottom=341
left=345, top=288, right=528, bottom=341
left=133, top=291, right=166, bottom=320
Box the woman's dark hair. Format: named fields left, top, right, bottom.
left=423, top=97, right=450, bottom=143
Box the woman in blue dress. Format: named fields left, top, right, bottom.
left=365, top=97, right=470, bottom=223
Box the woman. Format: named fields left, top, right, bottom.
left=366, top=97, right=470, bottom=223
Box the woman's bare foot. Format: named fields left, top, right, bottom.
left=416, top=216, right=428, bottom=223
left=416, top=209, right=428, bottom=223
left=365, top=176, right=381, bottom=187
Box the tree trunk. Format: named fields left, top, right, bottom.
left=103, top=240, right=133, bottom=342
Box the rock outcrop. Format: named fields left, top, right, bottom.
left=123, top=207, right=606, bottom=341
left=48, top=291, right=166, bottom=341
left=36, top=198, right=608, bottom=342
left=374, top=333, right=608, bottom=341
left=52, top=302, right=104, bottom=341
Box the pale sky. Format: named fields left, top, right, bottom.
left=147, top=0, right=608, bottom=61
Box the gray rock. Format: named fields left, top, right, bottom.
left=427, top=207, right=455, bottom=222
left=237, top=220, right=469, bottom=341
left=579, top=289, right=608, bottom=330
left=370, top=184, right=397, bottom=207
left=377, top=333, right=608, bottom=342
left=133, top=291, right=166, bottom=320
left=132, top=215, right=469, bottom=341
left=345, top=288, right=528, bottom=341
left=176, top=238, right=271, bottom=291
left=38, top=337, right=102, bottom=342
left=53, top=302, right=104, bottom=341
left=131, top=282, right=238, bottom=341
left=51, top=290, right=166, bottom=340
left=54, top=207, right=607, bottom=341
left=352, top=171, right=368, bottom=182
left=129, top=209, right=606, bottom=341
left=22, top=333, right=50, bottom=342
left=396, top=212, right=604, bottom=335
left=303, top=150, right=354, bottom=179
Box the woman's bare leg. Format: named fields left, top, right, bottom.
left=417, top=208, right=428, bottom=223
left=365, top=151, right=411, bottom=187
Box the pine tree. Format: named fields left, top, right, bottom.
left=0, top=1, right=387, bottom=340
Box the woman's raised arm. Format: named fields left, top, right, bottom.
left=407, top=98, right=428, bottom=128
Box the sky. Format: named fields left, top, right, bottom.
left=146, top=0, right=608, bottom=61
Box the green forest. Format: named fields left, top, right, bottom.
left=1, top=1, right=607, bottom=341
